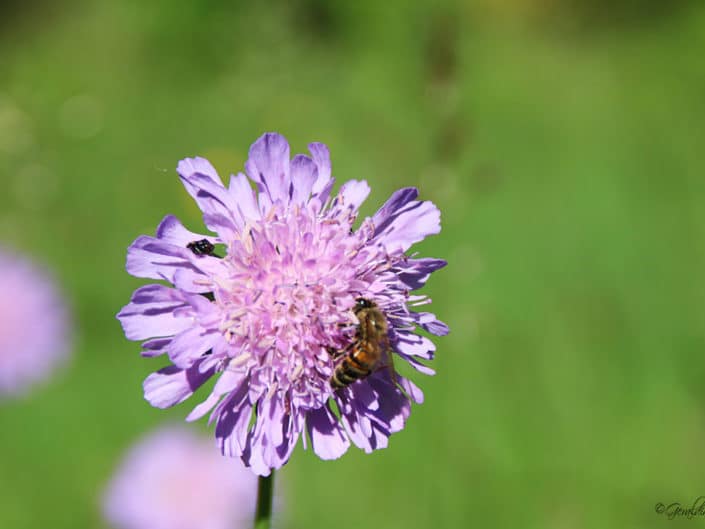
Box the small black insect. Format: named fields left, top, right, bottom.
left=187, top=239, right=215, bottom=256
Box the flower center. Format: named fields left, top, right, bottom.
left=213, top=204, right=364, bottom=402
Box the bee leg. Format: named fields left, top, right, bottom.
left=325, top=341, right=355, bottom=358
left=325, top=346, right=340, bottom=358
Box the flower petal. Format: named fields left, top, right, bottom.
left=185, top=391, right=222, bottom=423
left=177, top=156, right=220, bottom=182
left=306, top=404, right=350, bottom=460
left=228, top=172, right=261, bottom=224
left=125, top=216, right=222, bottom=292
left=289, top=155, right=318, bottom=205
left=412, top=312, right=450, bottom=336
left=393, top=330, right=436, bottom=360
left=143, top=360, right=215, bottom=409
left=335, top=180, right=370, bottom=213
left=396, top=353, right=436, bottom=375
left=177, top=158, right=242, bottom=238
left=167, top=326, right=223, bottom=369
left=215, top=380, right=252, bottom=457
left=308, top=142, right=332, bottom=194
left=277, top=410, right=304, bottom=464
left=339, top=387, right=389, bottom=453
left=397, top=374, right=424, bottom=404
left=366, top=374, right=411, bottom=433
left=245, top=132, right=291, bottom=204
left=125, top=235, right=200, bottom=283
left=117, top=285, right=192, bottom=340
left=155, top=214, right=217, bottom=247
left=396, top=257, right=447, bottom=290
left=240, top=413, right=271, bottom=476
left=252, top=397, right=300, bottom=471
left=140, top=337, right=171, bottom=358
left=372, top=187, right=441, bottom=252
left=186, top=370, right=244, bottom=422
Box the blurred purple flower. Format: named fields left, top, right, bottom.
left=117, top=132, right=448, bottom=475
left=0, top=247, right=71, bottom=397
left=103, top=426, right=259, bottom=529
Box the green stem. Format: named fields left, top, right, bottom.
left=253, top=471, right=274, bottom=529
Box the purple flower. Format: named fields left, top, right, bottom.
left=117, top=133, right=448, bottom=475
left=0, top=247, right=71, bottom=397
left=102, top=426, right=260, bottom=529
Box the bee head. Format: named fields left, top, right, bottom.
left=354, top=298, right=374, bottom=311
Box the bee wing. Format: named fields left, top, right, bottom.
left=376, top=334, right=399, bottom=386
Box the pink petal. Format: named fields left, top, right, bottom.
left=245, top=133, right=291, bottom=204
left=412, top=312, right=450, bottom=336
left=228, top=172, right=261, bottom=224
left=167, top=326, right=222, bottom=369
left=305, top=404, right=350, bottom=460
left=125, top=235, right=200, bottom=283
left=336, top=179, right=370, bottom=212
left=289, top=155, right=318, bottom=205
left=308, top=142, right=332, bottom=194
left=143, top=361, right=214, bottom=409
left=393, top=331, right=436, bottom=360
left=117, top=285, right=192, bottom=340
left=372, top=187, right=441, bottom=252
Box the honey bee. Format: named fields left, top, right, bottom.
left=330, top=298, right=393, bottom=389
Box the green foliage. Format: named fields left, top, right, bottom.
left=1, top=2, right=704, bottom=528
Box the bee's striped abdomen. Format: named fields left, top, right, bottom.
left=330, top=344, right=373, bottom=388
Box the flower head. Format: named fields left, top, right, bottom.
left=0, top=247, right=71, bottom=397
left=102, top=426, right=259, bottom=529
left=117, top=133, right=448, bottom=475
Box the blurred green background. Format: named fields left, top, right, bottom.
left=1, top=1, right=705, bottom=528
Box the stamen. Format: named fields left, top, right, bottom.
left=265, top=381, right=279, bottom=400
left=290, top=363, right=304, bottom=380
left=229, top=352, right=252, bottom=368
